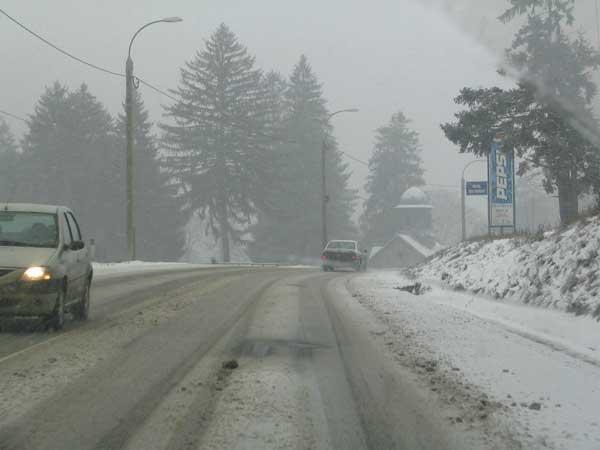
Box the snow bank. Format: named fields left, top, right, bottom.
left=414, top=216, right=600, bottom=319
left=350, top=272, right=600, bottom=450
left=92, top=261, right=312, bottom=280
left=92, top=261, right=211, bottom=279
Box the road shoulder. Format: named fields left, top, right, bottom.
left=346, top=271, right=600, bottom=450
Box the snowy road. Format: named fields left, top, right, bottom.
left=0, top=267, right=535, bottom=449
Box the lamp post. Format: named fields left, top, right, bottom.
left=126, top=17, right=182, bottom=260
left=321, top=108, right=359, bottom=250
left=461, top=159, right=486, bottom=241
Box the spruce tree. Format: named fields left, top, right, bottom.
left=0, top=119, right=19, bottom=201
left=361, top=112, right=425, bottom=244
left=162, top=24, right=273, bottom=262
left=442, top=0, right=600, bottom=223
left=20, top=82, right=124, bottom=260
left=249, top=55, right=356, bottom=262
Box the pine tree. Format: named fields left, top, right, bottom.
left=442, top=0, right=600, bottom=223
left=249, top=55, right=356, bottom=262
left=116, top=92, right=184, bottom=261
left=162, top=24, right=273, bottom=262
left=504, top=0, right=600, bottom=221
left=360, top=112, right=425, bottom=244
left=20, top=82, right=124, bottom=260
left=0, top=119, right=19, bottom=201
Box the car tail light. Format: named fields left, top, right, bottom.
left=321, top=255, right=328, bottom=261
left=352, top=255, right=360, bottom=260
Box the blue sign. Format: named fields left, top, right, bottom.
left=466, top=181, right=488, bottom=196
left=488, top=138, right=515, bottom=228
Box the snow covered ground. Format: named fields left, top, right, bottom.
left=92, top=261, right=314, bottom=281
left=349, top=271, right=600, bottom=450
left=92, top=261, right=213, bottom=280
left=415, top=216, right=600, bottom=319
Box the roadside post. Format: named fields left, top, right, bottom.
left=461, top=160, right=486, bottom=241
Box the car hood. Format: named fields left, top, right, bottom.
left=0, top=246, right=58, bottom=268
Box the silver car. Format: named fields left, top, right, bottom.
left=0, top=203, right=93, bottom=330
left=321, top=240, right=367, bottom=272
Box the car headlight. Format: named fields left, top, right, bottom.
left=22, top=266, right=51, bottom=281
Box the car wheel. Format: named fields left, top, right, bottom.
left=322, top=266, right=328, bottom=272
left=51, top=288, right=66, bottom=331
left=74, top=280, right=91, bottom=321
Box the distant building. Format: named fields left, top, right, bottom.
left=369, top=187, right=443, bottom=269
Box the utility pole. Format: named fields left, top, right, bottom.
left=321, top=108, right=359, bottom=250
left=321, top=138, right=329, bottom=250
left=125, top=56, right=135, bottom=260
left=461, top=176, right=466, bottom=241
left=125, top=17, right=182, bottom=260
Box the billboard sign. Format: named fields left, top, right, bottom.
left=488, top=136, right=515, bottom=229
left=466, top=181, right=488, bottom=196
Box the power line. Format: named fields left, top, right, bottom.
left=136, top=77, right=178, bottom=102
left=0, top=7, right=124, bottom=78
left=339, top=150, right=369, bottom=166
left=0, top=7, right=177, bottom=102
left=424, top=183, right=460, bottom=190
left=0, top=109, right=27, bottom=123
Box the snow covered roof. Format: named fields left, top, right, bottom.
left=401, top=186, right=429, bottom=203
left=394, top=186, right=431, bottom=208
left=369, top=246, right=384, bottom=259
left=397, top=234, right=437, bottom=258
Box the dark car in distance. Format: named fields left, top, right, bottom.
left=321, top=240, right=366, bottom=272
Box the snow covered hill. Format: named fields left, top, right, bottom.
left=413, top=215, right=600, bottom=319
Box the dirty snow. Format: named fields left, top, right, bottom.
left=415, top=216, right=600, bottom=319
left=0, top=277, right=221, bottom=427
left=350, top=271, right=600, bottom=450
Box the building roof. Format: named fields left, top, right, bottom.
left=394, top=186, right=431, bottom=208
left=367, top=233, right=444, bottom=268
left=401, top=186, right=429, bottom=203
left=369, top=246, right=384, bottom=259
left=396, top=234, right=437, bottom=258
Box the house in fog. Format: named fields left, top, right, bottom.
left=368, top=187, right=443, bottom=269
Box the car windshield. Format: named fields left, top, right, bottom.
left=0, top=212, right=58, bottom=248
left=326, top=241, right=356, bottom=250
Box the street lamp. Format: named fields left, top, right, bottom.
left=461, top=159, right=486, bottom=241
left=321, top=108, right=359, bottom=250
left=125, top=17, right=182, bottom=260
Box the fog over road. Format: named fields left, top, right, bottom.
left=0, top=267, right=513, bottom=450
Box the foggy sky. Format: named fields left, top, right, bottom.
left=1, top=0, right=596, bottom=208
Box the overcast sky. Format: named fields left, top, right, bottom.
left=1, top=0, right=596, bottom=205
